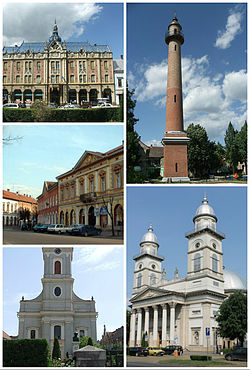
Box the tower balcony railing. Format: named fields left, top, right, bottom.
left=185, top=226, right=225, bottom=239
left=133, top=251, right=165, bottom=260
left=165, top=31, right=184, bottom=44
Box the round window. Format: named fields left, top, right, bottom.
left=139, top=264, right=142, bottom=269
left=213, top=243, right=216, bottom=249
left=54, top=248, right=61, bottom=254
left=54, top=287, right=61, bottom=296
left=152, top=264, right=156, bottom=269
left=195, top=242, right=200, bottom=248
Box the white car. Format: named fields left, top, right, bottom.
left=65, top=224, right=84, bottom=234
left=60, top=103, right=81, bottom=109
left=47, top=224, right=67, bottom=234
left=3, top=103, right=19, bottom=108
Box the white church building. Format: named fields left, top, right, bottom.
left=129, top=195, right=246, bottom=352
left=18, top=247, right=97, bottom=357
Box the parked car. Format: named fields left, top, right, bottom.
left=225, top=348, right=247, bottom=361
left=147, top=347, right=165, bottom=356
left=71, top=225, right=102, bottom=237
left=81, top=100, right=92, bottom=108
left=128, top=347, right=149, bottom=357
left=3, top=103, right=19, bottom=108
left=48, top=103, right=58, bottom=108
left=21, top=222, right=29, bottom=231
left=18, top=102, right=26, bottom=108
left=65, top=224, right=84, bottom=234
left=163, top=345, right=183, bottom=355
left=60, top=103, right=80, bottom=109
left=33, top=224, right=49, bottom=232
left=47, top=224, right=67, bottom=234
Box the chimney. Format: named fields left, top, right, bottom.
left=16, top=191, right=19, bottom=194
left=121, top=55, right=123, bottom=60
left=7, top=189, right=10, bottom=191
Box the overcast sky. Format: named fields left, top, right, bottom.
left=3, top=3, right=123, bottom=58
left=127, top=3, right=247, bottom=145
left=4, top=246, right=124, bottom=340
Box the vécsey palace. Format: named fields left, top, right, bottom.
left=3, top=22, right=123, bottom=105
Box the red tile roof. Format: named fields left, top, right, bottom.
left=3, top=190, right=37, bottom=204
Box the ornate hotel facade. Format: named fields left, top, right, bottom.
left=57, top=144, right=124, bottom=232
left=3, top=22, right=116, bottom=105
left=129, top=196, right=246, bottom=351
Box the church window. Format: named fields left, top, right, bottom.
left=51, top=61, right=55, bottom=70
left=194, top=253, right=201, bottom=272
left=54, top=325, right=61, bottom=339
left=137, top=273, right=142, bottom=288
left=30, top=329, right=36, bottom=339
left=28, top=75, right=32, bottom=83
left=150, top=273, right=156, bottom=285
left=29, top=61, right=32, bottom=70
left=54, top=287, right=61, bottom=296
left=55, top=261, right=61, bottom=274
left=25, top=61, right=29, bottom=70
left=174, top=95, right=176, bottom=103
left=79, top=75, right=83, bottom=83
left=212, top=254, right=218, bottom=272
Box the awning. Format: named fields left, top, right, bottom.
left=14, top=93, right=22, bottom=96
left=34, top=93, right=43, bottom=96
left=24, top=93, right=32, bottom=96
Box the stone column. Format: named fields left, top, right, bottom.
left=153, top=305, right=158, bottom=347
left=162, top=303, right=167, bottom=347
left=169, top=302, right=176, bottom=344
left=144, top=307, right=150, bottom=340
left=137, top=308, right=142, bottom=346
left=129, top=309, right=136, bottom=347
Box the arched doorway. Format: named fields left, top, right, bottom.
left=79, top=89, right=87, bottom=103
left=24, top=89, right=32, bottom=103
left=69, top=89, right=77, bottom=104
left=114, top=204, right=123, bottom=226
left=103, top=88, right=112, bottom=103
left=100, top=205, right=108, bottom=229
left=60, top=211, right=64, bottom=224
left=50, top=87, right=60, bottom=104
left=65, top=211, right=69, bottom=226
left=34, top=89, right=43, bottom=101
left=70, top=210, right=76, bottom=225
left=13, top=89, right=22, bottom=103
left=89, top=89, right=98, bottom=104
left=79, top=209, right=85, bottom=225
left=88, top=206, right=96, bottom=226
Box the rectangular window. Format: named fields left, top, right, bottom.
left=37, top=62, right=41, bottom=70
left=105, top=74, right=109, bottom=83
left=79, top=75, right=83, bottom=83
left=70, top=75, right=75, bottom=83
left=4, top=62, right=8, bottom=70
left=83, top=61, right=86, bottom=69
left=28, top=75, right=32, bottom=83
left=101, top=177, right=106, bottom=192
left=56, top=75, right=59, bottom=83
left=91, top=61, right=95, bottom=69
left=104, top=61, right=108, bottom=69
left=51, top=61, right=55, bottom=69
left=116, top=172, right=121, bottom=188
left=25, top=61, right=28, bottom=70
left=83, top=75, right=86, bottom=83
left=90, top=180, right=94, bottom=193
left=80, top=182, right=84, bottom=194
left=16, top=75, right=20, bottom=83
left=24, top=75, right=28, bottom=83
left=30, top=330, right=36, bottom=339
left=36, top=75, right=41, bottom=83
left=56, top=61, right=60, bottom=69
left=80, top=330, right=85, bottom=338
left=3, top=76, right=7, bottom=83
left=16, top=61, right=20, bottom=70
left=70, top=61, right=74, bottom=69
left=51, top=75, right=55, bottom=83
left=174, top=95, right=176, bottom=103
left=91, top=74, right=95, bottom=83
left=79, top=61, right=82, bottom=69
left=118, top=78, right=123, bottom=87
left=29, top=61, right=32, bottom=70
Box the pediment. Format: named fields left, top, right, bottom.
left=131, top=287, right=172, bottom=303
left=74, top=151, right=103, bottom=170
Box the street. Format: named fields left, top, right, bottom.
left=3, top=228, right=123, bottom=245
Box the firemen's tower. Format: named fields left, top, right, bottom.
left=162, top=15, right=189, bottom=181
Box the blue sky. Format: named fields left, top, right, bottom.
left=3, top=125, right=124, bottom=198
left=3, top=3, right=123, bottom=59
left=127, top=186, right=247, bottom=304
left=3, top=246, right=124, bottom=340
left=127, top=3, right=247, bottom=145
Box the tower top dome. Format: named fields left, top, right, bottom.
left=140, top=224, right=158, bottom=245
left=49, top=20, right=62, bottom=44
left=223, top=269, right=247, bottom=291
left=193, top=194, right=217, bottom=222
left=168, top=15, right=182, bottom=30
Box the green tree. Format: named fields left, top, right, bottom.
left=31, top=101, right=52, bottom=122
left=52, top=337, right=61, bottom=360
left=126, top=310, right=131, bottom=345
left=224, top=122, right=239, bottom=173
left=216, top=291, right=247, bottom=346
left=87, top=337, right=94, bottom=346
left=235, top=121, right=247, bottom=173
left=127, top=89, right=144, bottom=183
left=141, top=333, right=148, bottom=348
left=79, top=336, right=95, bottom=348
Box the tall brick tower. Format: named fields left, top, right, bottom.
left=162, top=15, right=189, bottom=182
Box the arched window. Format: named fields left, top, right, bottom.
left=194, top=253, right=201, bottom=272
left=54, top=325, right=61, bottom=339
left=150, top=273, right=156, bottom=285
left=54, top=261, right=61, bottom=274
left=137, top=273, right=142, bottom=288
left=212, top=254, right=218, bottom=272
left=30, top=329, right=36, bottom=339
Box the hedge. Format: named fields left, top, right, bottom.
left=190, top=355, right=212, bottom=361
left=3, top=338, right=49, bottom=367
left=3, top=106, right=123, bottom=122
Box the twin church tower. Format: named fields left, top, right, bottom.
left=162, top=15, right=189, bottom=181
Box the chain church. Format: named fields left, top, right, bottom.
left=129, top=195, right=246, bottom=351
left=18, top=248, right=97, bottom=357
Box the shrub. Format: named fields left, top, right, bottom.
left=190, top=355, right=212, bottom=361
left=31, top=101, right=52, bottom=122
left=3, top=107, right=121, bottom=122
left=222, top=348, right=233, bottom=354
left=52, top=337, right=61, bottom=359
left=3, top=338, right=49, bottom=367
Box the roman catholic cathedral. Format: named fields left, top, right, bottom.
left=18, top=248, right=97, bottom=357
left=129, top=195, right=246, bottom=351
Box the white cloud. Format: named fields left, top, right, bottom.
left=3, top=3, right=102, bottom=46
left=145, top=139, right=162, bottom=147
left=73, top=246, right=122, bottom=268
left=215, top=10, right=243, bottom=49
left=222, top=70, right=247, bottom=102
left=3, top=183, right=41, bottom=198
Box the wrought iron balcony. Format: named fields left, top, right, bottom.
left=80, top=192, right=97, bottom=202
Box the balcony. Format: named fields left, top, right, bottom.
left=165, top=30, right=184, bottom=45
left=185, top=226, right=225, bottom=239
left=80, top=192, right=97, bottom=203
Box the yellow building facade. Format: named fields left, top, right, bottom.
left=57, top=144, right=123, bottom=232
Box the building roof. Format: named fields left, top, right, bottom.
left=3, top=190, right=37, bottom=204
left=148, top=146, right=164, bottom=158
left=194, top=195, right=217, bottom=221
left=141, top=224, right=159, bottom=245
left=223, top=269, right=247, bottom=291
left=3, top=331, right=11, bottom=340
